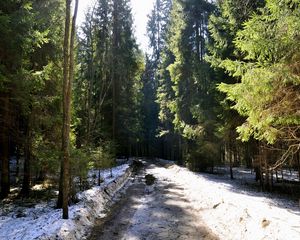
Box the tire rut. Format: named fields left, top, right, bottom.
left=88, top=162, right=218, bottom=240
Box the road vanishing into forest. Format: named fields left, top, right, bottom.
left=88, top=161, right=218, bottom=240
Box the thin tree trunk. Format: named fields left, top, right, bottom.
left=233, top=145, right=238, bottom=167
left=87, top=76, right=92, bottom=145
left=270, top=169, right=274, bottom=191
left=21, top=116, right=32, bottom=197
left=112, top=0, right=119, bottom=143
left=221, top=145, right=225, bottom=164
left=59, top=0, right=79, bottom=219
left=0, top=93, right=10, bottom=199
left=228, top=143, right=234, bottom=180
left=65, top=0, right=78, bottom=219
left=265, top=166, right=270, bottom=191
left=57, top=165, right=63, bottom=207
left=98, top=169, right=101, bottom=186
left=112, top=73, right=116, bottom=142
left=86, top=10, right=95, bottom=146
left=59, top=0, right=71, bottom=218
left=244, top=143, right=252, bottom=168
left=195, top=20, right=201, bottom=61
left=178, top=135, right=182, bottom=165
left=229, top=155, right=233, bottom=179
left=58, top=0, right=71, bottom=212
left=297, top=151, right=300, bottom=181
left=156, top=0, right=161, bottom=61
left=259, top=154, right=263, bottom=190
left=15, top=147, right=20, bottom=184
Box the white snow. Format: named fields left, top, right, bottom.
left=0, top=164, right=131, bottom=240
left=214, top=166, right=300, bottom=183
left=146, top=163, right=300, bottom=240
left=1, top=160, right=300, bottom=240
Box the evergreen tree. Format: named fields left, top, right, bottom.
left=160, top=0, right=218, bottom=169
left=218, top=0, right=300, bottom=167
left=207, top=0, right=265, bottom=175
left=75, top=0, right=144, bottom=157
left=146, top=0, right=177, bottom=160
left=0, top=0, right=65, bottom=198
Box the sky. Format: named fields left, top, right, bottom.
left=77, top=0, right=156, bottom=52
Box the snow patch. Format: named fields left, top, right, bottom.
left=148, top=164, right=300, bottom=240
left=0, top=164, right=132, bottom=240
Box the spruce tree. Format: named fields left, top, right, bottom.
left=218, top=0, right=300, bottom=162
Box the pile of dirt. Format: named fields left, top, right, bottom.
left=130, top=159, right=144, bottom=172
left=145, top=174, right=156, bottom=185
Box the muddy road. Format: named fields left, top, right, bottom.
left=88, top=161, right=217, bottom=240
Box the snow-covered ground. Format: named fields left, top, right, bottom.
left=213, top=166, right=300, bottom=183
left=0, top=164, right=131, bottom=240
left=147, top=163, right=300, bottom=240
left=1, top=160, right=300, bottom=240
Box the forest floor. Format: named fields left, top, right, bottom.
left=1, top=160, right=300, bottom=240
left=0, top=164, right=132, bottom=240
left=89, top=160, right=300, bottom=240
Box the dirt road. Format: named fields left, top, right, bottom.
left=88, top=162, right=218, bottom=240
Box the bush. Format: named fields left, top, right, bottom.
left=185, top=140, right=220, bottom=172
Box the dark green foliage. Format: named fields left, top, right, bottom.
left=146, top=0, right=182, bottom=161
left=74, top=0, right=144, bottom=156
left=140, top=56, right=160, bottom=157
left=0, top=0, right=64, bottom=198
left=206, top=0, right=265, bottom=171
left=218, top=0, right=300, bottom=164
left=157, top=0, right=220, bottom=170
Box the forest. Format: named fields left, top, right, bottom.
left=0, top=0, right=300, bottom=238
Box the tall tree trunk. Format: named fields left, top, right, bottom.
left=0, top=93, right=10, bottom=199
left=297, top=151, right=300, bottom=181
left=270, top=169, right=274, bottom=191
left=86, top=11, right=95, bottom=146
left=112, top=0, right=117, bottom=142
left=221, top=145, right=225, bottom=164
left=87, top=74, right=92, bottom=145
left=21, top=116, right=32, bottom=197
left=233, top=144, right=238, bottom=166
left=195, top=20, right=201, bottom=61
left=244, top=143, right=252, bottom=168
left=177, top=135, right=181, bottom=164
left=58, top=0, right=71, bottom=211
left=229, top=143, right=234, bottom=180
left=112, top=0, right=121, bottom=145
left=112, top=73, right=116, bottom=142
left=57, top=165, right=63, bottom=208
left=58, top=0, right=79, bottom=219
left=156, top=0, right=161, bottom=61
left=58, top=0, right=71, bottom=217
left=15, top=146, right=20, bottom=184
